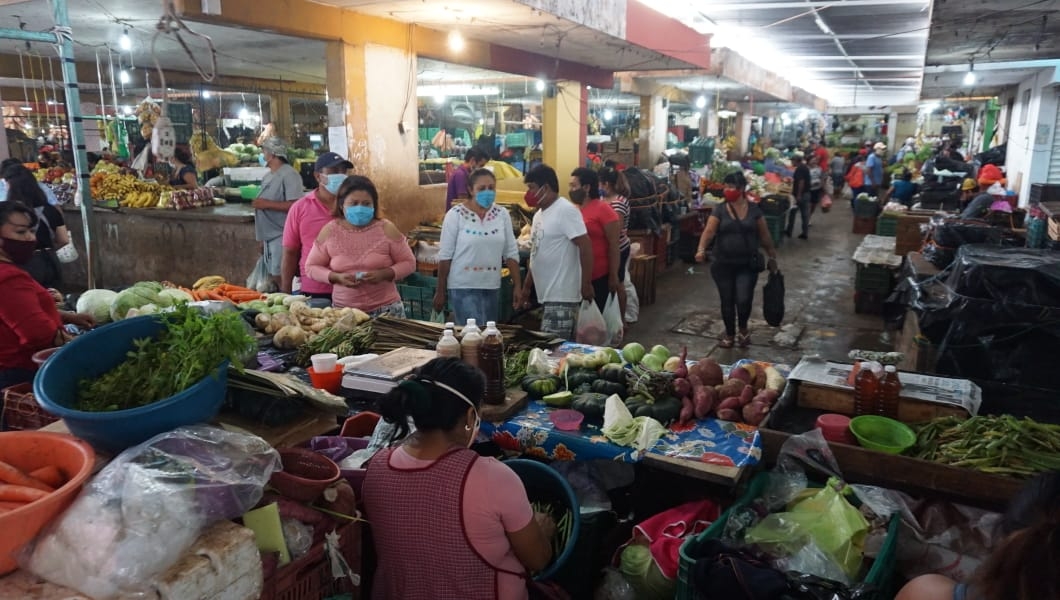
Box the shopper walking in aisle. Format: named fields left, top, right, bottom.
left=600, top=166, right=631, bottom=321
left=517, top=164, right=594, bottom=340
left=785, top=154, right=812, bottom=240
left=252, top=137, right=305, bottom=291
left=167, top=146, right=199, bottom=190
left=845, top=152, right=867, bottom=208
left=363, top=357, right=555, bottom=600
left=0, top=202, right=95, bottom=388
left=280, top=152, right=353, bottom=299
left=829, top=151, right=846, bottom=197
left=305, top=175, right=416, bottom=315
left=807, top=153, right=824, bottom=219
left=695, top=171, right=778, bottom=349
left=896, top=470, right=1060, bottom=600
left=446, top=148, right=489, bottom=211
left=434, top=168, right=522, bottom=325
left=2, top=163, right=68, bottom=288
left=865, top=142, right=886, bottom=196
left=570, top=167, right=621, bottom=313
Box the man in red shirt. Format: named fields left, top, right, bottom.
left=445, top=148, right=488, bottom=211
left=570, top=167, right=621, bottom=312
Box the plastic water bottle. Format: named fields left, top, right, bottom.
left=436, top=329, right=461, bottom=359
left=853, top=361, right=880, bottom=416
left=878, top=365, right=902, bottom=419
left=479, top=321, right=506, bottom=405
left=461, top=319, right=482, bottom=369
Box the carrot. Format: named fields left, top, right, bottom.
left=0, top=460, right=54, bottom=492
left=228, top=292, right=263, bottom=302
left=206, top=290, right=225, bottom=301
left=0, top=483, right=49, bottom=502
left=0, top=500, right=28, bottom=513
left=29, top=465, right=65, bottom=488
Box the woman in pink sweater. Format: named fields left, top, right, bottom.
left=306, top=176, right=416, bottom=315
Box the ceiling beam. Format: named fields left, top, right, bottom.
left=699, top=0, right=926, bottom=9
left=804, top=67, right=920, bottom=71
left=788, top=55, right=923, bottom=61
left=794, top=33, right=928, bottom=40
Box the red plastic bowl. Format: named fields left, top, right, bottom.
left=31, top=347, right=60, bottom=366
left=816, top=413, right=856, bottom=445
left=269, top=447, right=341, bottom=502
left=550, top=409, right=584, bottom=432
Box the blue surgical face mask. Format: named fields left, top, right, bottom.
left=474, top=189, right=496, bottom=209
left=324, top=174, right=345, bottom=195
left=258, top=154, right=267, bottom=167
left=345, top=205, right=375, bottom=226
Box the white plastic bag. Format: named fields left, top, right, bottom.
left=575, top=300, right=608, bottom=346
left=603, top=293, right=624, bottom=346
left=624, top=277, right=639, bottom=324
left=246, top=256, right=272, bottom=292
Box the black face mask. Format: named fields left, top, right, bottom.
left=1, top=237, right=36, bottom=264
left=569, top=189, right=587, bottom=204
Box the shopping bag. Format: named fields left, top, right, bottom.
left=763, top=270, right=784, bottom=327
left=246, top=256, right=272, bottom=292
left=840, top=183, right=853, bottom=202
left=820, top=193, right=833, bottom=214
left=575, top=300, right=608, bottom=346
left=428, top=310, right=446, bottom=324
left=602, top=293, right=624, bottom=346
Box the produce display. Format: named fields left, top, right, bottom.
left=223, top=143, right=262, bottom=165
left=89, top=172, right=168, bottom=206
left=911, top=415, right=1060, bottom=478
left=190, top=132, right=239, bottom=170
left=0, top=461, right=68, bottom=511
left=134, top=98, right=162, bottom=140
left=157, top=187, right=222, bottom=210
left=107, top=281, right=193, bottom=321
left=78, top=303, right=255, bottom=412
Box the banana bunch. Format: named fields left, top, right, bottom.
left=193, top=275, right=226, bottom=291
left=94, top=174, right=142, bottom=200
left=120, top=190, right=158, bottom=208
left=135, top=99, right=162, bottom=140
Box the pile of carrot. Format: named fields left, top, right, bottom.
left=179, top=284, right=265, bottom=304
left=0, top=460, right=65, bottom=513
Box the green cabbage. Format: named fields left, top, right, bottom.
left=110, top=286, right=163, bottom=321
left=157, top=288, right=193, bottom=306
left=75, top=289, right=118, bottom=324
left=619, top=544, right=674, bottom=600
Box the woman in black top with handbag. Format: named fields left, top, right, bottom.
left=695, top=171, right=778, bottom=348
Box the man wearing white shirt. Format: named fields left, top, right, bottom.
left=517, top=164, right=594, bottom=340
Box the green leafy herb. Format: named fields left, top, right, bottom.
left=77, top=304, right=256, bottom=412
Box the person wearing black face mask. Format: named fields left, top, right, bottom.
left=695, top=172, right=778, bottom=349
left=0, top=202, right=95, bottom=388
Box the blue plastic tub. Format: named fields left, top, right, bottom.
left=504, top=459, right=581, bottom=580
left=33, top=315, right=228, bottom=453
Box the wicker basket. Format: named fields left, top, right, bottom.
left=2, top=383, right=59, bottom=431
left=269, top=448, right=341, bottom=502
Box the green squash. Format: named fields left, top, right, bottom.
left=571, top=393, right=609, bottom=419
left=590, top=379, right=627, bottom=398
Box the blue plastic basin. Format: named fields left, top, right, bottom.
left=504, top=459, right=581, bottom=580
left=33, top=315, right=228, bottom=453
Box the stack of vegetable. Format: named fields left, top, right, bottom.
left=78, top=303, right=256, bottom=412
left=911, top=415, right=1060, bottom=478
left=106, top=281, right=195, bottom=321
left=258, top=301, right=370, bottom=350
left=0, top=461, right=66, bottom=512
left=677, top=358, right=785, bottom=426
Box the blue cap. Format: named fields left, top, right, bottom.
left=314, top=152, right=351, bottom=172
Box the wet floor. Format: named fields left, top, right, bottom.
left=627, top=199, right=891, bottom=367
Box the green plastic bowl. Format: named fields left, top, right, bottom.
left=849, top=415, right=916, bottom=454
left=239, top=184, right=261, bottom=200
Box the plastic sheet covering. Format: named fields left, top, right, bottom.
left=905, top=245, right=1060, bottom=390
left=921, top=218, right=1021, bottom=270
left=20, top=425, right=281, bottom=600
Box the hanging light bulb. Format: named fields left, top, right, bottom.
left=119, top=69, right=130, bottom=84
left=603, top=109, right=614, bottom=121
left=963, top=63, right=976, bottom=86
left=238, top=107, right=249, bottom=119
left=203, top=90, right=212, bottom=99
left=119, top=28, right=131, bottom=51
left=434, top=94, right=446, bottom=105
left=447, top=31, right=465, bottom=52
left=693, top=111, right=702, bottom=120
left=535, top=79, right=546, bottom=92
left=695, top=95, right=706, bottom=109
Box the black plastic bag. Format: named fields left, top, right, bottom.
left=763, top=270, right=785, bottom=326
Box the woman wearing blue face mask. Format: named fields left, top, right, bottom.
left=305, top=175, right=416, bottom=315
left=434, top=168, right=522, bottom=325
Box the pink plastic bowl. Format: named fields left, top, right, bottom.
left=550, top=409, right=584, bottom=431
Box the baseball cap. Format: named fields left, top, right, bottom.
left=314, top=151, right=351, bottom=172
left=260, top=137, right=288, bottom=158
left=873, top=142, right=886, bottom=151
left=961, top=178, right=977, bottom=191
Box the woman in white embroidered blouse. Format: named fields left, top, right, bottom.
left=434, top=168, right=522, bottom=325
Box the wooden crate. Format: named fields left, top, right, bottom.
left=852, top=216, right=877, bottom=235
left=893, top=309, right=939, bottom=374
left=629, top=254, right=657, bottom=306
left=628, top=224, right=671, bottom=273
left=895, top=213, right=933, bottom=256
left=796, top=380, right=968, bottom=422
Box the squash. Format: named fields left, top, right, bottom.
left=598, top=363, right=626, bottom=383
left=571, top=393, right=609, bottom=419
left=521, top=374, right=561, bottom=398
left=566, top=368, right=600, bottom=390
left=591, top=379, right=627, bottom=398
left=651, top=396, right=682, bottom=426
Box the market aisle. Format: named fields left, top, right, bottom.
left=630, top=199, right=891, bottom=366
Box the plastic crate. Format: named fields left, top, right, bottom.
left=854, top=197, right=880, bottom=218
left=764, top=214, right=785, bottom=247
left=855, top=263, right=895, bottom=294
left=677, top=473, right=899, bottom=600
left=261, top=521, right=361, bottom=600
left=853, top=216, right=877, bottom=235
left=2, top=382, right=59, bottom=431
left=876, top=213, right=899, bottom=237
left=854, top=290, right=887, bottom=315
left=396, top=272, right=441, bottom=321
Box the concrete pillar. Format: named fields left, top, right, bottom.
left=736, top=113, right=753, bottom=156
left=268, top=90, right=294, bottom=140
left=0, top=89, right=8, bottom=160
left=542, top=80, right=585, bottom=178
left=638, top=95, right=667, bottom=168
left=325, top=41, right=430, bottom=230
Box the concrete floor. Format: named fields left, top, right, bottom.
left=627, top=199, right=891, bottom=367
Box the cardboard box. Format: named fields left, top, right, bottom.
left=895, top=212, right=933, bottom=255
left=602, top=152, right=635, bottom=167
left=617, top=138, right=635, bottom=152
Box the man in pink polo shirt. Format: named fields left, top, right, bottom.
left=280, top=152, right=353, bottom=299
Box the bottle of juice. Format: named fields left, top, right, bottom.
left=479, top=321, right=506, bottom=405
left=461, top=320, right=483, bottom=369
left=878, top=365, right=902, bottom=419
left=853, top=361, right=880, bottom=416
left=436, top=329, right=461, bottom=359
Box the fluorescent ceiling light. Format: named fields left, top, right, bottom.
left=603, top=109, right=614, bottom=121
left=418, top=84, right=500, bottom=97
left=693, top=111, right=701, bottom=120
left=434, top=94, right=446, bottom=105
left=718, top=109, right=737, bottom=118
left=447, top=31, right=465, bottom=53
left=119, top=70, right=130, bottom=84
left=535, top=79, right=546, bottom=92
left=963, top=66, right=976, bottom=86
left=119, top=28, right=131, bottom=51
left=238, top=107, right=249, bottom=119
left=203, top=90, right=212, bottom=99
left=695, top=95, right=706, bottom=108
left=814, top=16, right=833, bottom=35
left=20, top=105, right=31, bottom=111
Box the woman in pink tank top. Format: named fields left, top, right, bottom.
left=362, top=358, right=556, bottom=600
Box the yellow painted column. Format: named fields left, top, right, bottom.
left=326, top=41, right=434, bottom=232
left=542, top=80, right=585, bottom=178
left=638, top=95, right=668, bottom=169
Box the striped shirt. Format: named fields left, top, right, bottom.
left=608, top=194, right=631, bottom=251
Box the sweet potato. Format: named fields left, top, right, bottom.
left=715, top=379, right=744, bottom=401
left=729, top=366, right=751, bottom=384
left=672, top=377, right=692, bottom=399
left=716, top=408, right=741, bottom=421
left=739, top=384, right=754, bottom=407
left=742, top=398, right=771, bottom=426
left=680, top=397, right=695, bottom=425
left=693, top=385, right=716, bottom=419
left=717, top=396, right=742, bottom=411
left=754, top=389, right=780, bottom=406
left=696, top=358, right=724, bottom=386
